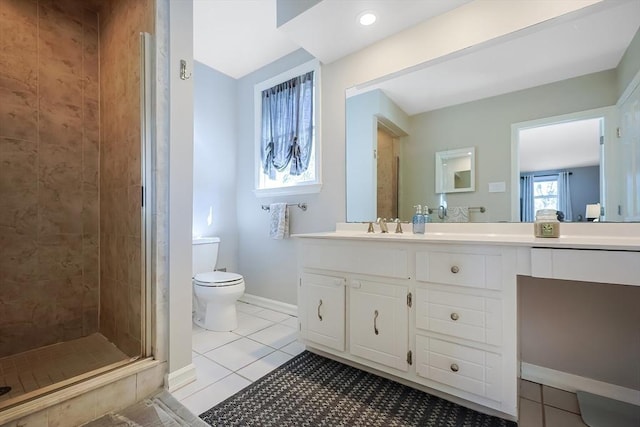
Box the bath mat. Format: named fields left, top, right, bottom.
left=200, top=351, right=516, bottom=427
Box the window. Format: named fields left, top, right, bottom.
left=533, top=175, right=558, bottom=212
left=254, top=60, right=321, bottom=196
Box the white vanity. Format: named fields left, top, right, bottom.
left=295, top=223, right=640, bottom=420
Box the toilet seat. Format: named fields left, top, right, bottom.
left=194, top=271, right=244, bottom=287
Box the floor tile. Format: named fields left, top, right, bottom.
left=192, top=323, right=206, bottom=335
left=280, top=340, right=305, bottom=356
left=232, top=314, right=275, bottom=336
left=247, top=323, right=297, bottom=349
left=179, top=373, right=251, bottom=416
left=518, top=398, right=544, bottom=427
left=279, top=316, right=299, bottom=329
left=252, top=308, right=292, bottom=323
left=203, top=338, right=274, bottom=371
left=236, top=302, right=263, bottom=315
left=520, top=379, right=542, bottom=403
left=171, top=356, right=232, bottom=401
left=544, top=405, right=588, bottom=427
left=236, top=351, right=294, bottom=381
left=543, top=385, right=581, bottom=414
left=192, top=330, right=240, bottom=354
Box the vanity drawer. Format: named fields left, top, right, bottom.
left=416, top=336, right=501, bottom=402
left=302, top=242, right=409, bottom=279
left=416, top=251, right=502, bottom=290
left=415, top=288, right=502, bottom=346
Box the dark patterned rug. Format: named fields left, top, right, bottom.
left=199, top=351, right=516, bottom=427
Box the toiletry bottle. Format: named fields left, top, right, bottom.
left=412, top=205, right=425, bottom=234
left=423, top=205, right=432, bottom=223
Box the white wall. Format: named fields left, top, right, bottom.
left=193, top=61, right=238, bottom=272
left=346, top=90, right=409, bottom=222
left=168, top=0, right=194, bottom=377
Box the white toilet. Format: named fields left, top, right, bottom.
left=192, top=237, right=245, bottom=331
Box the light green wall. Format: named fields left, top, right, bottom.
left=400, top=69, right=618, bottom=222
left=617, top=28, right=640, bottom=98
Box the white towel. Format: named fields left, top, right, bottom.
left=269, top=203, right=289, bottom=239
left=446, top=206, right=469, bottom=223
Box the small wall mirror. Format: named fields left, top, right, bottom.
left=435, top=147, right=475, bottom=193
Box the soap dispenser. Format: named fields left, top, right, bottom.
left=423, top=205, right=432, bottom=223
left=412, top=205, right=425, bottom=234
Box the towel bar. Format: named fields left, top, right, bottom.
left=261, top=203, right=307, bottom=212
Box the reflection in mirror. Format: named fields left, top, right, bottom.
left=345, top=1, right=640, bottom=223
left=435, top=147, right=475, bottom=193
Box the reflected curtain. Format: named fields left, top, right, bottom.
left=261, top=71, right=314, bottom=179
left=557, top=171, right=573, bottom=221
left=521, top=173, right=534, bottom=222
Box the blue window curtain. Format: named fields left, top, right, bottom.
left=260, top=71, right=314, bottom=180
left=557, top=171, right=573, bottom=221
left=520, top=173, right=534, bottom=222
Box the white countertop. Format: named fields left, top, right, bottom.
left=294, top=222, right=640, bottom=251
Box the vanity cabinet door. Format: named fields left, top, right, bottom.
left=300, top=273, right=346, bottom=352
left=349, top=279, right=409, bottom=371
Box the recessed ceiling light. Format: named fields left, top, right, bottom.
left=358, top=11, right=376, bottom=26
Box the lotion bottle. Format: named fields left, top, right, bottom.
left=412, top=205, right=425, bottom=234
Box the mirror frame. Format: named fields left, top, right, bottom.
left=435, top=147, right=476, bottom=193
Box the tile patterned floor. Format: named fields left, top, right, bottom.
left=173, top=302, right=304, bottom=416
left=174, top=301, right=588, bottom=426
left=0, top=333, right=129, bottom=405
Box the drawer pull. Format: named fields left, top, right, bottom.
left=450, top=312, right=459, bottom=321
left=450, top=363, right=459, bottom=372
left=450, top=265, right=460, bottom=274
left=317, top=299, right=323, bottom=321
left=374, top=310, right=379, bottom=335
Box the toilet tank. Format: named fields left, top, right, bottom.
left=192, top=237, right=220, bottom=275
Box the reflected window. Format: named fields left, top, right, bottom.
left=533, top=176, right=558, bottom=213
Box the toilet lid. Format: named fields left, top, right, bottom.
left=194, top=271, right=244, bottom=287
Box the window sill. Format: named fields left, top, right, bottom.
left=253, top=183, right=322, bottom=198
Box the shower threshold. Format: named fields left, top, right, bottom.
left=0, top=333, right=136, bottom=411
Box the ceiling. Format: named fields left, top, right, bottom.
left=193, top=0, right=470, bottom=79
left=519, top=119, right=602, bottom=173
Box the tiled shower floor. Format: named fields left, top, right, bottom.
left=0, top=333, right=130, bottom=406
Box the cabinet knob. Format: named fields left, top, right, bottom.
left=450, top=363, right=459, bottom=372
left=450, top=312, right=459, bottom=321
left=351, top=280, right=362, bottom=289
left=450, top=265, right=460, bottom=274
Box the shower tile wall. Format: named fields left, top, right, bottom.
left=0, top=0, right=100, bottom=357
left=98, top=0, right=153, bottom=357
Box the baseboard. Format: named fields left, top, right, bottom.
left=239, top=293, right=297, bottom=316
left=165, top=363, right=196, bottom=393
left=521, top=362, right=640, bottom=406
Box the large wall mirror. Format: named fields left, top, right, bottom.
left=345, top=1, right=640, bottom=223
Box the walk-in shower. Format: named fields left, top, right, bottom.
left=0, top=0, right=153, bottom=411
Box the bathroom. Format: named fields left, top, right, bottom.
left=1, top=0, right=639, bottom=425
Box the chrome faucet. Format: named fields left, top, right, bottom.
left=376, top=218, right=389, bottom=233
left=394, top=218, right=403, bottom=234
